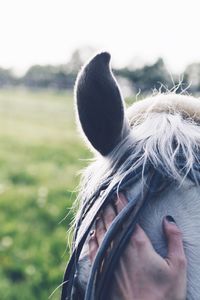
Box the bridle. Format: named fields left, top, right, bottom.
left=61, top=157, right=200, bottom=300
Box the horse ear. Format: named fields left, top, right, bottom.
left=75, top=52, right=129, bottom=156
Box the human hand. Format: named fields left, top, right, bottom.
left=89, top=193, right=187, bottom=300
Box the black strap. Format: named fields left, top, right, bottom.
left=61, top=166, right=145, bottom=300
left=98, top=171, right=165, bottom=299
left=85, top=169, right=163, bottom=300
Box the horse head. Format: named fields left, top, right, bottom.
left=62, top=52, right=200, bottom=300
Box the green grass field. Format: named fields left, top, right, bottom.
left=0, top=88, right=91, bottom=300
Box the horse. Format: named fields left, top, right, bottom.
left=61, top=52, right=200, bottom=300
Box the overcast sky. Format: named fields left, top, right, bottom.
left=1, top=0, right=200, bottom=74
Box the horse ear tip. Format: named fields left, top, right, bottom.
left=95, top=51, right=111, bottom=64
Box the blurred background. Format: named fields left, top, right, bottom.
left=1, top=0, right=200, bottom=299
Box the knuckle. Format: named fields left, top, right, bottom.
left=96, top=219, right=104, bottom=229
left=131, top=234, right=147, bottom=248
left=176, top=255, right=187, bottom=269
left=169, top=226, right=182, bottom=239
left=88, top=236, right=95, bottom=247
left=105, top=211, right=115, bottom=223
left=89, top=235, right=96, bottom=244
left=98, top=227, right=105, bottom=235
left=106, top=216, right=115, bottom=224
left=89, top=235, right=95, bottom=243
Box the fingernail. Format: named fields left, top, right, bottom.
left=166, top=215, right=176, bottom=224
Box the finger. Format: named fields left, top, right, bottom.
left=114, top=192, right=128, bottom=214
left=163, top=216, right=187, bottom=267
left=88, top=232, right=98, bottom=262
left=130, top=224, right=154, bottom=252
left=95, top=216, right=106, bottom=245
left=103, top=204, right=116, bottom=230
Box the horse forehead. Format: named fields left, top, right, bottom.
left=127, top=94, right=200, bottom=123
left=126, top=178, right=200, bottom=219
left=126, top=178, right=200, bottom=258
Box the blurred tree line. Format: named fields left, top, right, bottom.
left=1, top=48, right=200, bottom=94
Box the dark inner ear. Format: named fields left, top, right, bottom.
left=75, top=52, right=129, bottom=156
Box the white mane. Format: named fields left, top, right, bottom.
left=127, top=93, right=200, bottom=123
left=78, top=93, right=200, bottom=206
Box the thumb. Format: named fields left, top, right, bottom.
left=163, top=216, right=186, bottom=267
